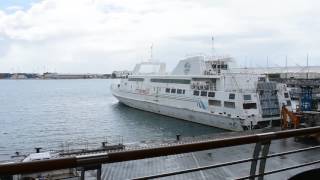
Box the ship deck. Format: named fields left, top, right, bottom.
left=82, top=129, right=320, bottom=180
left=1, top=128, right=320, bottom=180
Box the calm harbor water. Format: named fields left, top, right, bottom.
left=0, top=79, right=224, bottom=160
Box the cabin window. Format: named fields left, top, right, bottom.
left=183, top=90, right=186, bottom=94
left=287, top=100, right=292, bottom=106
left=209, top=100, right=221, bottom=106
left=171, top=89, right=176, bottom=93
left=258, top=77, right=266, bottom=82
left=208, top=92, right=215, bottom=97
left=224, top=101, right=235, bottom=108
left=259, top=90, right=264, bottom=96
left=273, top=90, right=278, bottom=95
left=243, top=103, right=257, bottom=109
left=222, top=64, right=228, bottom=70
left=201, top=91, right=207, bottom=97
left=177, top=89, right=182, bottom=94
left=229, top=93, right=235, bottom=100
left=128, top=78, right=144, bottom=81
left=244, top=95, right=251, bottom=100
left=193, top=90, right=200, bottom=96
left=284, top=92, right=289, bottom=98
left=165, top=88, right=170, bottom=93
left=150, top=79, right=191, bottom=84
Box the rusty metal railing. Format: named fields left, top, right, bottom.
left=1, top=126, right=320, bottom=179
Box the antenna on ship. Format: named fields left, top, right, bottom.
left=306, top=53, right=309, bottom=79
left=149, top=43, right=153, bottom=62
left=266, top=56, right=269, bottom=77
left=211, top=35, right=215, bottom=57
left=212, top=35, right=221, bottom=74
left=285, top=56, right=288, bottom=79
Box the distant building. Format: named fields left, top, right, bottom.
left=0, top=73, right=11, bottom=79
left=101, top=74, right=112, bottom=79
left=43, top=73, right=95, bottom=79
left=11, top=73, right=28, bottom=79
left=233, top=66, right=320, bottom=79
left=0, top=73, right=41, bottom=79
left=111, top=70, right=132, bottom=78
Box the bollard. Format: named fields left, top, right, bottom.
left=35, top=147, right=42, bottom=153
left=176, top=134, right=181, bottom=141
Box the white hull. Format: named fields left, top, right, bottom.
left=113, top=93, right=244, bottom=131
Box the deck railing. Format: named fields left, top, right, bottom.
left=1, top=126, right=320, bottom=179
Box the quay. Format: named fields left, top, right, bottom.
left=1, top=127, right=320, bottom=180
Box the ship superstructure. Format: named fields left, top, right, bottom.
left=111, top=55, right=292, bottom=131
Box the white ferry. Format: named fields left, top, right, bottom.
left=111, top=55, right=292, bottom=131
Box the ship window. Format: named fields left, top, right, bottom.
left=244, top=95, right=251, bottom=100
left=208, top=92, right=215, bottom=97
left=209, top=100, right=221, bottom=106
left=177, top=89, right=182, bottom=94
left=273, top=90, right=278, bottom=95
left=128, top=78, right=144, bottom=81
left=229, top=93, right=235, bottom=100
left=171, top=89, right=176, bottom=93
left=150, top=79, right=191, bottom=84
left=193, top=90, right=199, bottom=96
left=258, top=77, right=266, bottom=82
left=284, top=92, right=289, bottom=98
left=183, top=90, right=186, bottom=94
left=165, top=88, right=170, bottom=93
left=259, top=90, right=264, bottom=96
left=287, top=100, right=292, bottom=106
left=243, top=103, right=257, bottom=109
left=221, top=64, right=228, bottom=70
left=224, top=101, right=235, bottom=108
left=201, top=91, right=207, bottom=97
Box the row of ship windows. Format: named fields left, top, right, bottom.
left=193, top=90, right=252, bottom=101
left=127, top=79, right=289, bottom=98
left=128, top=78, right=191, bottom=84
left=209, top=100, right=257, bottom=109
left=163, top=88, right=256, bottom=109
left=165, top=88, right=186, bottom=94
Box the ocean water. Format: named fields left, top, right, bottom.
left=0, top=79, right=225, bottom=160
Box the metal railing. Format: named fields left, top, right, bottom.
left=1, top=126, right=320, bottom=179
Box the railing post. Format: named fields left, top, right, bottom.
left=97, top=165, right=102, bottom=180
left=80, top=170, right=85, bottom=180
left=249, top=143, right=262, bottom=180
left=249, top=141, right=271, bottom=180
left=258, top=141, right=271, bottom=180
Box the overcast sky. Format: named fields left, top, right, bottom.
left=0, top=0, right=319, bottom=73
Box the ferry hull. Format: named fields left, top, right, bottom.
left=113, top=93, right=244, bottom=131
